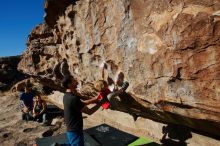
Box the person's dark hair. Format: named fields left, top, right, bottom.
left=62, top=76, right=72, bottom=89
left=24, top=83, right=32, bottom=92
left=32, top=89, right=40, bottom=96
left=25, top=83, right=32, bottom=88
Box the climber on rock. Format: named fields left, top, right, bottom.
left=94, top=62, right=129, bottom=110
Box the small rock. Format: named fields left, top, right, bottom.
left=2, top=132, right=12, bottom=138
left=23, top=128, right=34, bottom=133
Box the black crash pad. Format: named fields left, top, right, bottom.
left=36, top=124, right=137, bottom=146
left=36, top=132, right=100, bottom=146
left=84, top=124, right=137, bottom=146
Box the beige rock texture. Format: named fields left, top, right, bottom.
left=18, top=0, right=220, bottom=139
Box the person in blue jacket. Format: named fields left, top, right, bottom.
left=19, top=84, right=35, bottom=121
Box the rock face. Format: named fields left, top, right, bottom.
left=0, top=56, right=25, bottom=90
left=18, top=0, right=220, bottom=137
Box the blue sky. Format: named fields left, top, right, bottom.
left=0, top=0, right=44, bottom=57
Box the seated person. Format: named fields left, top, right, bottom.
left=32, top=94, right=47, bottom=124
left=19, top=84, right=35, bottom=121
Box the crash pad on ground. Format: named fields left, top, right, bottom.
left=36, top=132, right=100, bottom=146
left=128, top=136, right=161, bottom=146
left=84, top=124, right=138, bottom=146
left=128, top=137, right=152, bottom=146
left=36, top=123, right=138, bottom=146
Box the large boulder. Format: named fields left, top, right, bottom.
left=0, top=55, right=25, bottom=90
left=18, top=0, right=220, bottom=137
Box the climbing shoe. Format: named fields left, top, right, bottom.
left=121, top=81, right=129, bottom=92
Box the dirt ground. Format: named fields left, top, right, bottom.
left=0, top=92, right=67, bottom=146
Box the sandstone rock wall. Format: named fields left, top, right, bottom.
left=0, top=55, right=25, bottom=90
left=18, top=0, right=220, bottom=137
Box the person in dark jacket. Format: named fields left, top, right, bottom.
left=19, top=84, right=35, bottom=121
left=61, top=76, right=99, bottom=146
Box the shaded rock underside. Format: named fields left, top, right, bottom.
left=0, top=56, right=25, bottom=90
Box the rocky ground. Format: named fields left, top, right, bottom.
left=0, top=91, right=88, bottom=146
left=0, top=91, right=61, bottom=146
left=1, top=91, right=220, bottom=146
